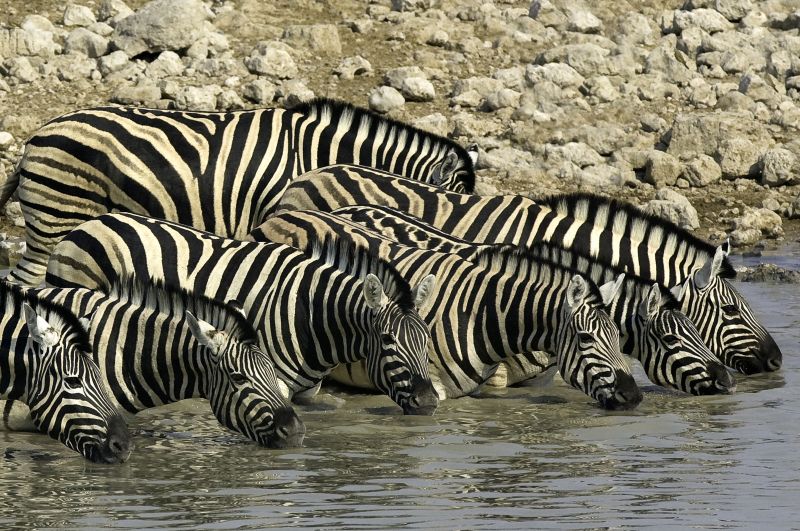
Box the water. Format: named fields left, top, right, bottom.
left=1, top=262, right=799, bottom=529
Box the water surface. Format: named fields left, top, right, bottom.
left=0, top=261, right=797, bottom=529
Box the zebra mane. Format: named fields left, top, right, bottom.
left=0, top=281, right=92, bottom=352
left=471, top=244, right=606, bottom=305
left=304, top=233, right=416, bottom=312
left=537, top=193, right=736, bottom=279
left=290, top=98, right=476, bottom=193
left=107, top=276, right=258, bottom=345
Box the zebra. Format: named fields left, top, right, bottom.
left=274, top=164, right=781, bottom=375
left=0, top=281, right=131, bottom=463
left=0, top=99, right=477, bottom=286
left=254, top=212, right=644, bottom=409
left=5, top=279, right=304, bottom=448
left=252, top=208, right=736, bottom=397
left=45, top=213, right=439, bottom=416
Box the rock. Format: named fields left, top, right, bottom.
left=644, top=189, right=700, bottom=230
left=536, top=44, right=611, bottom=77
left=762, top=197, right=781, bottom=211
left=98, top=0, right=134, bottom=23
left=334, top=56, right=372, bottom=80
left=545, top=142, right=604, bottom=168
left=278, top=80, right=315, bottom=107
left=412, top=113, right=449, bottom=137
left=392, top=0, right=438, bottom=11
left=729, top=207, right=783, bottom=245
left=63, top=4, right=97, bottom=27
left=644, top=151, right=683, bottom=187
left=738, top=72, right=783, bottom=108
left=640, top=113, right=668, bottom=133
left=282, top=24, right=341, bottom=56
left=528, top=0, right=568, bottom=30
left=644, top=44, right=696, bottom=85
left=673, top=8, right=733, bottom=33
left=581, top=75, right=618, bottom=103
left=425, top=29, right=449, bottom=47
left=50, top=52, right=98, bottom=81
left=110, top=84, right=162, bottom=105
left=666, top=111, right=772, bottom=178
left=451, top=89, right=483, bottom=108
left=145, top=50, right=185, bottom=78
left=174, top=85, right=221, bottom=110
left=244, top=42, right=298, bottom=80
left=64, top=28, right=109, bottom=58
left=0, top=132, right=14, bottom=150
left=760, top=148, right=797, bottom=186
left=216, top=89, right=244, bottom=111
left=0, top=27, right=60, bottom=58
left=368, top=86, right=405, bottom=113
left=482, top=146, right=534, bottom=172
left=450, top=111, right=503, bottom=138
left=493, top=67, right=526, bottom=91
left=4, top=201, right=25, bottom=227
left=0, top=236, right=26, bottom=267
left=21, top=14, right=56, bottom=33
left=736, top=264, right=800, bottom=284
left=713, top=0, right=753, bottom=21
left=525, top=63, right=584, bottom=88
left=242, top=78, right=276, bottom=104
left=682, top=154, right=722, bottom=187
left=614, top=13, right=657, bottom=45
left=400, top=77, right=435, bottom=102
left=4, top=57, right=39, bottom=83
left=385, top=66, right=427, bottom=90
left=111, top=0, right=212, bottom=56
left=98, top=50, right=129, bottom=75
left=568, top=11, right=603, bottom=34
left=483, top=88, right=521, bottom=111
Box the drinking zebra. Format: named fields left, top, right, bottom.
left=252, top=208, right=735, bottom=396
left=0, top=99, right=477, bottom=286
left=45, top=214, right=439, bottom=415
left=4, top=279, right=304, bottom=448
left=275, top=164, right=781, bottom=375
left=0, top=281, right=131, bottom=463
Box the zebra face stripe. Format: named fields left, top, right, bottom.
left=366, top=305, right=438, bottom=415
left=675, top=275, right=782, bottom=375
left=638, top=310, right=736, bottom=395
left=206, top=340, right=304, bottom=448
left=26, top=325, right=130, bottom=464
left=556, top=298, right=641, bottom=410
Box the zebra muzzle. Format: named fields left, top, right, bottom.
left=402, top=376, right=439, bottom=416
left=267, top=406, right=305, bottom=448
left=597, top=371, right=643, bottom=411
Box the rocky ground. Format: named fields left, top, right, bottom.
left=1, top=0, right=799, bottom=268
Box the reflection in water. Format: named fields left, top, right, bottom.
left=0, top=280, right=797, bottom=528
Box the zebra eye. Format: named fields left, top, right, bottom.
left=380, top=333, right=396, bottom=346
left=577, top=332, right=594, bottom=344
left=662, top=334, right=681, bottom=346
left=63, top=376, right=83, bottom=391
left=722, top=305, right=739, bottom=317
left=230, top=372, right=248, bottom=386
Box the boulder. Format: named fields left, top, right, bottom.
left=242, top=78, right=276, bottom=104
left=282, top=24, right=341, bottom=56
left=111, top=0, right=212, bottom=56
left=682, top=154, right=722, bottom=187
left=4, top=201, right=25, bottom=227
left=644, top=151, right=682, bottom=187
left=400, top=77, right=435, bottom=102
left=64, top=28, right=110, bottom=58
left=174, top=85, right=221, bottom=111
left=334, top=56, right=372, bottom=80
left=63, top=4, right=97, bottom=27
left=368, top=86, right=405, bottom=113
left=760, top=148, right=797, bottom=186
left=244, top=42, right=298, bottom=80
left=644, top=189, right=700, bottom=230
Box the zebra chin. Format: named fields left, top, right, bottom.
left=258, top=406, right=306, bottom=449
left=690, top=362, right=737, bottom=395
left=595, top=371, right=643, bottom=410
left=729, top=338, right=783, bottom=375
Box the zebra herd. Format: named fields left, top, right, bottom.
left=0, top=99, right=781, bottom=463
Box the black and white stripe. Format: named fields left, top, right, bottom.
left=252, top=209, right=642, bottom=409
left=1, top=99, right=477, bottom=285
left=0, top=281, right=130, bottom=463
left=45, top=213, right=438, bottom=415
left=275, top=165, right=781, bottom=375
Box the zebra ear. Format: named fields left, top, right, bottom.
left=598, top=274, right=624, bottom=307
left=226, top=299, right=247, bottom=318
left=466, top=143, right=479, bottom=166
left=412, top=274, right=436, bottom=309
left=565, top=275, right=589, bottom=311
left=185, top=311, right=226, bottom=358
left=670, top=280, right=687, bottom=302
left=78, top=317, right=92, bottom=333
left=639, top=284, right=662, bottom=321
left=363, top=274, right=387, bottom=310
left=695, top=244, right=727, bottom=290
left=434, top=152, right=459, bottom=184
left=23, top=303, right=59, bottom=348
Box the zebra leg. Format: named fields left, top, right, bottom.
left=1, top=400, right=36, bottom=432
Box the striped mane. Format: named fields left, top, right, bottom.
left=0, top=281, right=92, bottom=352
left=538, top=193, right=736, bottom=279
left=305, top=234, right=416, bottom=312
left=290, top=98, right=476, bottom=193
left=107, top=277, right=258, bottom=344
left=472, top=244, right=606, bottom=305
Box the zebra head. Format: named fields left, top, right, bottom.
left=556, top=275, right=642, bottom=410
left=23, top=303, right=131, bottom=464
left=630, top=283, right=736, bottom=395
left=185, top=312, right=305, bottom=448
left=429, top=144, right=478, bottom=193
left=362, top=273, right=439, bottom=415
left=670, top=242, right=782, bottom=375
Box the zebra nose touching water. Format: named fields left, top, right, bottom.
left=0, top=282, right=132, bottom=463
